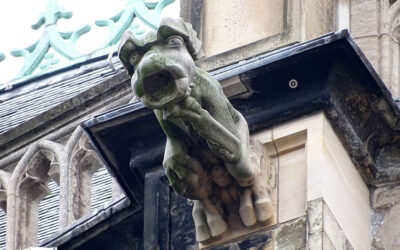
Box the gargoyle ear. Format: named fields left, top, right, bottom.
left=118, top=30, right=136, bottom=76
left=183, top=22, right=205, bottom=60
left=158, top=17, right=205, bottom=60
left=118, top=30, right=158, bottom=75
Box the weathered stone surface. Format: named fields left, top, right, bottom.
left=307, top=198, right=354, bottom=250
left=202, top=0, right=285, bottom=56
left=307, top=199, right=323, bottom=249
left=118, top=17, right=275, bottom=244
left=322, top=233, right=335, bottom=250
left=350, top=0, right=400, bottom=97
left=195, top=0, right=302, bottom=72
left=278, top=147, right=306, bottom=223
left=304, top=0, right=335, bottom=40
left=170, top=192, right=197, bottom=250
left=350, top=0, right=379, bottom=37
left=323, top=202, right=347, bottom=250
left=371, top=211, right=385, bottom=237
left=372, top=185, right=400, bottom=210
left=210, top=230, right=273, bottom=250
left=353, top=36, right=380, bottom=73
left=373, top=204, right=400, bottom=250
left=275, top=217, right=306, bottom=250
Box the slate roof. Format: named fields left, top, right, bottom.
left=0, top=55, right=123, bottom=248
left=0, top=168, right=113, bottom=248
left=0, top=210, right=5, bottom=249
left=37, top=180, right=60, bottom=243
left=36, top=167, right=113, bottom=245
left=0, top=56, right=125, bottom=136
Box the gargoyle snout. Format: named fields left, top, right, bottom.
left=132, top=53, right=192, bottom=109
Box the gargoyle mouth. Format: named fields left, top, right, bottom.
left=142, top=70, right=176, bottom=100
left=133, top=54, right=192, bottom=108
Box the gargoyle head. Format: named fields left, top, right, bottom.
left=118, top=17, right=204, bottom=109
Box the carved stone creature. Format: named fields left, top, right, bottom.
left=119, top=18, right=273, bottom=242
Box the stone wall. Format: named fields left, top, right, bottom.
left=351, top=0, right=400, bottom=97
left=252, top=113, right=371, bottom=250
left=195, top=0, right=343, bottom=71
left=141, top=113, right=371, bottom=249
left=188, top=0, right=400, bottom=98
left=371, top=184, right=400, bottom=249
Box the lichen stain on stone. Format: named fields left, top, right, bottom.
left=372, top=204, right=400, bottom=250
left=275, top=217, right=306, bottom=250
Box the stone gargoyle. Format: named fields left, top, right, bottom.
left=118, top=18, right=274, bottom=243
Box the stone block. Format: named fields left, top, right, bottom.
left=353, top=36, right=380, bottom=75
left=372, top=185, right=400, bottom=210
left=350, top=0, right=379, bottom=37
left=373, top=204, right=400, bottom=250
left=274, top=217, right=306, bottom=250
left=209, top=230, right=273, bottom=250
left=307, top=199, right=354, bottom=250
left=307, top=199, right=323, bottom=249
left=278, top=147, right=307, bottom=223
left=323, top=233, right=336, bottom=250
left=323, top=202, right=347, bottom=249
left=202, top=0, right=285, bottom=56
left=304, top=0, right=335, bottom=40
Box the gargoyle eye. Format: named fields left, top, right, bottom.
left=166, top=36, right=184, bottom=47
left=129, top=53, right=141, bottom=67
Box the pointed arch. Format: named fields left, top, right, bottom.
left=59, top=125, right=84, bottom=227
left=5, top=140, right=63, bottom=250
left=68, top=133, right=104, bottom=222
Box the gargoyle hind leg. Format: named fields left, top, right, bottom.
left=192, top=199, right=228, bottom=242
left=192, top=200, right=211, bottom=242
left=235, top=127, right=273, bottom=225
left=251, top=181, right=273, bottom=222
left=249, top=140, right=273, bottom=223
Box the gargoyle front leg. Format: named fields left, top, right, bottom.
left=163, top=137, right=228, bottom=241
left=163, top=137, right=212, bottom=200
left=164, top=96, right=257, bottom=185
left=164, top=97, right=242, bottom=163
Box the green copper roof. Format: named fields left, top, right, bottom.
left=95, top=0, right=174, bottom=49
left=10, top=0, right=90, bottom=78
left=0, top=0, right=175, bottom=90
